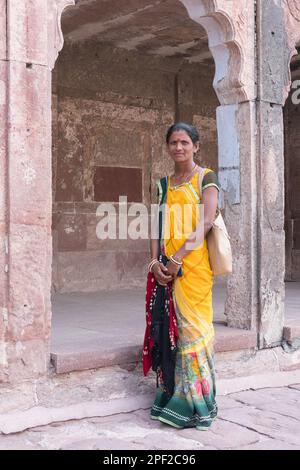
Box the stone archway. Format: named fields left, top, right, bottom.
left=53, top=0, right=259, bottom=338
left=51, top=0, right=260, bottom=355
left=0, top=0, right=258, bottom=384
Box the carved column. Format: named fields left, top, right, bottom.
left=0, top=0, right=74, bottom=383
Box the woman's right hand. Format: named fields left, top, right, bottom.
left=152, top=262, right=173, bottom=286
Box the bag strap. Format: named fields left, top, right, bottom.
left=197, top=167, right=220, bottom=221
left=157, top=176, right=168, bottom=206
left=197, top=167, right=206, bottom=200
left=157, top=176, right=168, bottom=250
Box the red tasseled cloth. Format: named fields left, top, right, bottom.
left=142, top=272, right=178, bottom=376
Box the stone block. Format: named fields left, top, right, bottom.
left=55, top=250, right=115, bottom=292
left=7, top=62, right=51, bottom=226
left=6, top=0, right=48, bottom=65
left=56, top=213, right=87, bottom=252
left=277, top=345, right=300, bottom=371
left=0, top=0, right=6, bottom=60
left=229, top=386, right=300, bottom=420
left=6, top=338, right=49, bottom=382
left=0, top=222, right=7, bottom=310
left=0, top=437, right=41, bottom=450
left=215, top=348, right=280, bottom=380
left=214, top=324, right=256, bottom=353
left=218, top=168, right=240, bottom=206
left=257, top=0, right=287, bottom=105
left=177, top=417, right=260, bottom=450
left=55, top=249, right=147, bottom=292
left=51, top=344, right=142, bottom=374
left=93, top=166, right=143, bottom=203
left=0, top=381, right=37, bottom=413
left=259, top=103, right=285, bottom=230
left=86, top=213, right=150, bottom=252
left=219, top=405, right=300, bottom=446
left=92, top=125, right=144, bottom=167
left=218, top=370, right=300, bottom=394
left=216, top=105, right=240, bottom=168
left=283, top=322, right=300, bottom=342
left=0, top=395, right=153, bottom=434
left=53, top=202, right=76, bottom=214
left=239, top=438, right=300, bottom=450
left=0, top=61, right=7, bottom=225
left=224, top=101, right=258, bottom=329
left=258, top=102, right=285, bottom=346
left=7, top=223, right=51, bottom=341
left=61, top=438, right=144, bottom=451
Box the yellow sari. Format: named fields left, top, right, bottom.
left=151, top=169, right=219, bottom=430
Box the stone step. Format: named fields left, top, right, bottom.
left=51, top=324, right=257, bottom=374
left=283, top=321, right=300, bottom=342
left=1, top=369, right=300, bottom=435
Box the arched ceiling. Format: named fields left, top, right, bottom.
left=61, top=0, right=213, bottom=65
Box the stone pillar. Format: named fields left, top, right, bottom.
left=0, top=0, right=73, bottom=383
left=0, top=0, right=7, bottom=382
left=256, top=0, right=300, bottom=347
left=217, top=102, right=258, bottom=331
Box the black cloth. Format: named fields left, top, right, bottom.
left=150, top=256, right=177, bottom=398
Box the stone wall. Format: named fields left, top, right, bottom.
left=52, top=41, right=219, bottom=292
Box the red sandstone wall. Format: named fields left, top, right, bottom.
left=51, top=42, right=219, bottom=292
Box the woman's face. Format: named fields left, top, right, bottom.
left=167, top=130, right=199, bottom=163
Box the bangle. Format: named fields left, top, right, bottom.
left=170, top=254, right=183, bottom=266
left=148, top=259, right=159, bottom=272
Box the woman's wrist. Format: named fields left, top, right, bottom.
left=148, top=258, right=159, bottom=273
left=169, top=254, right=183, bottom=266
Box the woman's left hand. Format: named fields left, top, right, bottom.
left=166, top=260, right=181, bottom=279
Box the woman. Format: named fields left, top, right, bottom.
left=143, top=122, right=220, bottom=431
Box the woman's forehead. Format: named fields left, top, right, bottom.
left=169, top=130, right=191, bottom=140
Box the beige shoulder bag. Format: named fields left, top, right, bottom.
left=198, top=167, right=232, bottom=276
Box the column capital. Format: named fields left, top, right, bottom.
left=48, top=0, right=75, bottom=70
left=180, top=0, right=256, bottom=105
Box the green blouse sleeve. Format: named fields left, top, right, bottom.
left=202, top=170, right=220, bottom=192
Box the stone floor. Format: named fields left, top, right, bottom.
left=50, top=282, right=300, bottom=373
left=0, top=373, right=299, bottom=450
left=50, top=283, right=258, bottom=373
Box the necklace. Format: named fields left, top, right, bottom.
left=173, top=162, right=198, bottom=185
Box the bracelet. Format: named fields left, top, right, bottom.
left=169, top=254, right=183, bottom=266
left=148, top=259, right=159, bottom=272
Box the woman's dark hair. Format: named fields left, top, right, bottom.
left=166, top=122, right=200, bottom=144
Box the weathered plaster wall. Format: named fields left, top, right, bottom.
left=52, top=41, right=218, bottom=292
